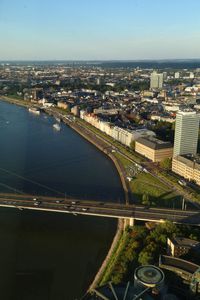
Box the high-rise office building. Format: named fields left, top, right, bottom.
left=174, top=72, right=180, bottom=79
left=173, top=111, right=200, bottom=157
left=150, top=71, right=163, bottom=89
left=163, top=71, right=167, bottom=80
left=190, top=72, right=194, bottom=79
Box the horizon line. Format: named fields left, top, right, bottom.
left=1, top=58, right=200, bottom=62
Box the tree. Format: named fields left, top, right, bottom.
left=130, top=226, right=148, bottom=240
left=138, top=250, right=153, bottom=265
left=130, top=140, right=135, bottom=150
left=149, top=221, right=178, bottom=246
left=142, top=193, right=150, bottom=207
left=160, top=158, right=172, bottom=171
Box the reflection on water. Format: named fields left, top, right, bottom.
left=0, top=208, right=117, bottom=300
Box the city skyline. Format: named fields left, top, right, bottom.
left=1, top=0, right=200, bottom=60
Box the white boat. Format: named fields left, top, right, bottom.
left=53, top=123, right=61, bottom=131
left=28, top=107, right=40, bottom=115
left=55, top=117, right=61, bottom=123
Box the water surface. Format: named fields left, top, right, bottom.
left=0, top=100, right=124, bottom=300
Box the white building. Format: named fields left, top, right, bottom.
left=110, top=127, right=133, bottom=147
left=190, top=72, right=194, bottom=79
left=98, top=120, right=112, bottom=136
left=174, top=72, right=180, bottom=79
left=150, top=72, right=163, bottom=89
left=80, top=111, right=156, bottom=148
left=173, top=111, right=200, bottom=157
left=163, top=104, right=181, bottom=112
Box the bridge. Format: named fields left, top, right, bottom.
left=0, top=193, right=200, bottom=226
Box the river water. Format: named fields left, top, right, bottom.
left=0, top=101, right=124, bottom=300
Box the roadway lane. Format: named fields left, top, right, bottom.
left=0, top=194, right=199, bottom=225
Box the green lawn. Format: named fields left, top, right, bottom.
left=113, top=152, right=131, bottom=168
left=7, top=94, right=24, bottom=100
left=113, top=152, right=181, bottom=208
left=113, top=142, right=144, bottom=163
left=130, top=172, right=181, bottom=208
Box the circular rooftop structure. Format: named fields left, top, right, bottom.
left=134, top=265, right=165, bottom=288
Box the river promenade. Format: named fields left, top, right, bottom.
left=1, top=96, right=30, bottom=107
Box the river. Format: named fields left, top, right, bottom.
left=0, top=100, right=124, bottom=300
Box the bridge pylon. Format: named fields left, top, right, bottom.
left=123, top=217, right=135, bottom=229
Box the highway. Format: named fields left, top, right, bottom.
left=0, top=193, right=199, bottom=226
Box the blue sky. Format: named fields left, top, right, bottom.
left=0, top=0, right=200, bottom=60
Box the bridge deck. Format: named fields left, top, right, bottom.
left=0, top=193, right=199, bottom=225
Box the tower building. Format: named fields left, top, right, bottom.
left=150, top=72, right=163, bottom=89
left=173, top=111, right=199, bottom=157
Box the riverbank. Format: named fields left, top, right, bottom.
left=40, top=106, right=130, bottom=204
left=1, top=96, right=32, bottom=108
left=64, top=118, right=130, bottom=204
left=88, top=218, right=124, bottom=291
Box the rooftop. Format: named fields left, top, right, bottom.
left=135, top=265, right=164, bottom=285
left=160, top=255, right=200, bottom=274
left=177, top=110, right=198, bottom=116
left=169, top=237, right=200, bottom=248
left=174, top=155, right=200, bottom=171
left=136, top=136, right=173, bottom=150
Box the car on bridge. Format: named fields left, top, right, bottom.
left=64, top=205, right=70, bottom=209
left=71, top=201, right=78, bottom=205
left=55, top=200, right=64, bottom=204
left=34, top=201, right=42, bottom=206
left=69, top=206, right=75, bottom=210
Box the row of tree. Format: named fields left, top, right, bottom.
left=101, top=221, right=178, bottom=285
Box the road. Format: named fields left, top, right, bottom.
left=0, top=193, right=199, bottom=226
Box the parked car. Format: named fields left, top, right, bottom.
left=178, top=179, right=187, bottom=187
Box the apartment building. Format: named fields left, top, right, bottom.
left=172, top=155, right=200, bottom=186
left=135, top=137, right=173, bottom=162
left=167, top=237, right=200, bottom=257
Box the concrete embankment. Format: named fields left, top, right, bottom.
left=0, top=96, right=30, bottom=108
left=88, top=218, right=124, bottom=291
left=61, top=118, right=130, bottom=205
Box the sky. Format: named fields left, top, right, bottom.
left=0, top=0, right=200, bottom=60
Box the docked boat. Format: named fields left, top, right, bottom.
left=55, top=117, right=61, bottom=123
left=28, top=107, right=40, bottom=115
left=53, top=123, right=61, bottom=131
